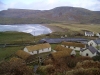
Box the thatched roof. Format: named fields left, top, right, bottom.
left=51, top=51, right=71, bottom=59
left=26, top=43, right=51, bottom=52
left=15, top=50, right=31, bottom=60
left=54, top=45, right=72, bottom=53
left=62, top=41, right=85, bottom=48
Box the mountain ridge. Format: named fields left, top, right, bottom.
left=0, top=6, right=100, bottom=24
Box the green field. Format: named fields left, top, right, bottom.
left=0, top=46, right=24, bottom=61
left=0, top=32, right=35, bottom=44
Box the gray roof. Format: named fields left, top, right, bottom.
left=93, top=39, right=100, bottom=44
left=39, top=38, right=88, bottom=44
left=85, top=31, right=94, bottom=35
left=81, top=46, right=98, bottom=54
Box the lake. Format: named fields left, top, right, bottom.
left=0, top=24, right=52, bottom=36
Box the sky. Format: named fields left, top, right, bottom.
left=0, top=0, right=100, bottom=11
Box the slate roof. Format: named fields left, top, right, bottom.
left=93, top=39, right=100, bottom=44
left=85, top=31, right=94, bottom=35
left=39, top=38, right=88, bottom=44
left=80, top=46, right=98, bottom=54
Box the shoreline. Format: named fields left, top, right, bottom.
left=41, top=24, right=66, bottom=32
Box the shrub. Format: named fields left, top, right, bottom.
left=65, top=56, right=78, bottom=68
left=76, top=60, right=100, bottom=69
left=37, top=65, right=54, bottom=75
left=92, top=56, right=100, bottom=61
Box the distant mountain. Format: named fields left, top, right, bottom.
left=0, top=6, right=100, bottom=24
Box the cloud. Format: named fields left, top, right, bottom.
left=0, top=1, right=7, bottom=10
left=0, top=0, right=100, bottom=11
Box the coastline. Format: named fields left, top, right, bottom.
left=41, top=24, right=65, bottom=32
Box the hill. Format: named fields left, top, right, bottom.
left=0, top=6, right=100, bottom=24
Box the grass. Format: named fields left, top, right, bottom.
left=0, top=46, right=24, bottom=61
left=75, top=51, right=81, bottom=57
left=0, top=31, right=34, bottom=44
left=0, top=31, right=47, bottom=44
left=48, top=23, right=100, bottom=33
left=51, top=44, right=60, bottom=49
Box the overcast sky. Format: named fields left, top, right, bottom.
left=0, top=0, right=100, bottom=11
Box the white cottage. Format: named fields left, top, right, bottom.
left=88, top=39, right=100, bottom=47
left=61, top=41, right=86, bottom=51
left=96, top=33, right=100, bottom=38
left=24, top=43, right=51, bottom=55
left=80, top=46, right=98, bottom=57
left=85, top=31, right=94, bottom=37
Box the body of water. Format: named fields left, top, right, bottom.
left=0, top=24, right=52, bottom=36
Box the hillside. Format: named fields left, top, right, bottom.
left=0, top=6, right=100, bottom=24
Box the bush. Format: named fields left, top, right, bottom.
left=65, top=56, right=78, bottom=68
left=37, top=65, right=54, bottom=75
left=92, top=56, right=100, bottom=61
left=0, top=58, right=33, bottom=75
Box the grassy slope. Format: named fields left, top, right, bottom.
left=0, top=32, right=35, bottom=44
left=0, top=46, right=24, bottom=61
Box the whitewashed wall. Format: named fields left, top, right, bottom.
left=80, top=49, right=96, bottom=57
left=24, top=47, right=51, bottom=55
left=88, top=40, right=97, bottom=47
left=71, top=50, right=76, bottom=55
left=24, top=47, right=37, bottom=55
left=39, top=47, right=51, bottom=53
left=74, top=47, right=81, bottom=51
left=85, top=32, right=94, bottom=36
left=96, top=33, right=100, bottom=37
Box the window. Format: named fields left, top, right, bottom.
left=32, top=51, right=34, bottom=53
left=86, top=53, right=88, bottom=56
left=90, top=43, right=93, bottom=46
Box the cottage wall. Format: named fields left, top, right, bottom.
left=74, top=47, right=80, bottom=51
left=39, top=47, right=51, bottom=53
left=80, top=49, right=96, bottom=57
left=71, top=50, right=76, bottom=55
left=88, top=40, right=97, bottom=47
left=85, top=32, right=94, bottom=37
left=96, top=33, right=100, bottom=36
left=24, top=47, right=37, bottom=55
left=65, top=46, right=69, bottom=48
left=70, top=46, right=74, bottom=49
